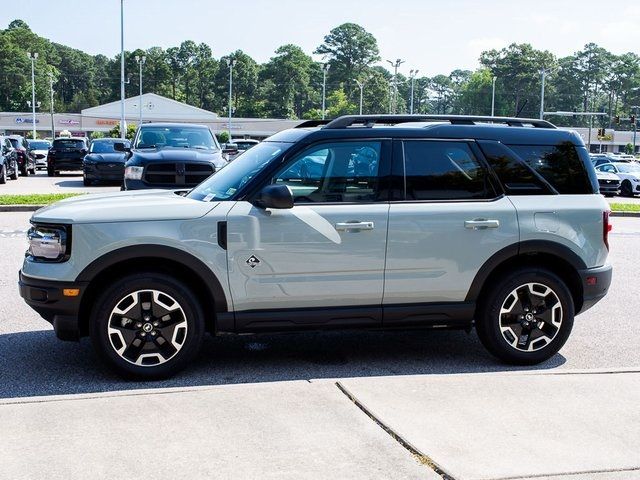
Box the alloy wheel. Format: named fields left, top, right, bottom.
left=498, top=282, right=563, bottom=352
left=107, top=289, right=188, bottom=366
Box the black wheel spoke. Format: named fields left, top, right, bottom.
left=122, top=336, right=146, bottom=363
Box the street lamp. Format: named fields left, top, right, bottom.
left=321, top=63, right=330, bottom=120
left=135, top=55, right=146, bottom=125
left=491, top=76, right=497, bottom=117
left=226, top=58, right=237, bottom=140
left=539, top=67, right=555, bottom=120
left=48, top=72, right=55, bottom=139
left=386, top=58, right=405, bottom=114
left=28, top=52, right=38, bottom=139
left=354, top=78, right=366, bottom=115
left=409, top=69, right=419, bottom=114
left=119, top=0, right=126, bottom=139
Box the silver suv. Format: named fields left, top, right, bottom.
left=19, top=115, right=613, bottom=379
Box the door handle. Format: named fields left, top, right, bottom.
left=464, top=219, right=500, bottom=230
left=335, top=221, right=375, bottom=231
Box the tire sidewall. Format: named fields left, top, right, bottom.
left=90, top=273, right=205, bottom=379
left=477, top=268, right=575, bottom=365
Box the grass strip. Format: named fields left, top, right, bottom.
left=0, top=193, right=83, bottom=205
left=610, top=203, right=640, bottom=212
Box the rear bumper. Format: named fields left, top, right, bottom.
left=578, top=264, right=612, bottom=313
left=18, top=271, right=87, bottom=341
left=49, top=158, right=84, bottom=171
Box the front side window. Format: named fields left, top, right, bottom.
left=273, top=141, right=382, bottom=203
left=402, top=141, right=495, bottom=200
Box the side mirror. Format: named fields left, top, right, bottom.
left=114, top=142, right=131, bottom=153
left=254, top=184, right=294, bottom=209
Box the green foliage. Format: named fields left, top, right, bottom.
left=217, top=131, right=230, bottom=143
left=625, top=143, right=634, bottom=154
left=0, top=193, right=83, bottom=205
left=90, top=131, right=105, bottom=140
left=108, top=123, right=137, bottom=140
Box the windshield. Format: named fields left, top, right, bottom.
left=187, top=142, right=290, bottom=201
left=90, top=140, right=128, bottom=153
left=236, top=141, right=258, bottom=150
left=29, top=141, right=50, bottom=150
left=53, top=139, right=85, bottom=149
left=8, top=139, right=19, bottom=148
left=617, top=163, right=640, bottom=173
left=135, top=126, right=220, bottom=150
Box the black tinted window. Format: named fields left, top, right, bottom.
left=478, top=141, right=551, bottom=195
left=402, top=141, right=495, bottom=200
left=53, top=139, right=85, bottom=149
left=508, top=142, right=593, bottom=194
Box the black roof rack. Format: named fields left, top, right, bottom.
left=322, top=115, right=556, bottom=129
left=295, top=119, right=332, bottom=129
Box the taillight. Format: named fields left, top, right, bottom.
left=603, top=210, right=612, bottom=250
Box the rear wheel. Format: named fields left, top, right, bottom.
left=476, top=268, right=574, bottom=365
left=0, top=164, right=7, bottom=184
left=20, top=164, right=29, bottom=176
left=83, top=176, right=92, bottom=186
left=90, top=273, right=205, bottom=379
left=47, top=166, right=55, bottom=177
left=621, top=180, right=633, bottom=197
left=9, top=161, right=18, bottom=180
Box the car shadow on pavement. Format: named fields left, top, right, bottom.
left=0, top=328, right=566, bottom=399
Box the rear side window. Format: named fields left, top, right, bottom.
left=478, top=141, right=552, bottom=195
left=402, top=141, right=496, bottom=200
left=507, top=142, right=593, bottom=194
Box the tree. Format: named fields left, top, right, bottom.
left=625, top=143, right=634, bottom=154
left=108, top=123, right=137, bottom=140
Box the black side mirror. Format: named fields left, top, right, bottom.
left=114, top=142, right=131, bottom=153
left=254, top=184, right=294, bottom=209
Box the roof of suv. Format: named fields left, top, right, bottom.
left=269, top=115, right=584, bottom=147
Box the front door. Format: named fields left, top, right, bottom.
left=226, top=139, right=391, bottom=331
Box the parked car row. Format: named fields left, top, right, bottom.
left=590, top=154, right=640, bottom=197
left=0, top=134, right=40, bottom=184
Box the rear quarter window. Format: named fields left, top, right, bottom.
left=507, top=142, right=594, bottom=194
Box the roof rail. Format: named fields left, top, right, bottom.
left=322, top=115, right=556, bottom=129
left=295, top=119, right=332, bottom=129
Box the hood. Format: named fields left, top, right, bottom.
left=130, top=147, right=224, bottom=164
left=85, top=152, right=126, bottom=163
left=32, top=189, right=220, bottom=224
left=595, top=171, right=619, bottom=180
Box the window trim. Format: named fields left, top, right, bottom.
left=392, top=138, right=502, bottom=203
left=245, top=138, right=393, bottom=205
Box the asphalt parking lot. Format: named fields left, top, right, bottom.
left=0, top=170, right=120, bottom=195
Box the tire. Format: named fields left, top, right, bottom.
left=29, top=165, right=36, bottom=174
left=475, top=267, right=574, bottom=365
left=90, top=272, right=205, bottom=379
left=20, top=164, right=29, bottom=176
left=47, top=167, right=55, bottom=177
left=0, top=164, right=6, bottom=184
left=9, top=161, right=18, bottom=180
left=621, top=180, right=633, bottom=197
left=83, top=176, right=92, bottom=186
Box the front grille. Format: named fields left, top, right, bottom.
left=598, top=179, right=620, bottom=187
left=96, top=163, right=124, bottom=173
left=143, top=162, right=214, bottom=186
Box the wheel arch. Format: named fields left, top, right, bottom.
left=466, top=241, right=586, bottom=315
left=76, top=245, right=229, bottom=337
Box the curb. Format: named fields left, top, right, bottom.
left=0, top=204, right=639, bottom=217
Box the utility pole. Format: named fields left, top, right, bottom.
left=539, top=68, right=547, bottom=120
left=491, top=76, right=497, bottom=117
left=49, top=72, right=55, bottom=139
left=631, top=106, right=639, bottom=154
left=226, top=58, right=237, bottom=139
left=321, top=63, right=330, bottom=120
left=354, top=79, right=365, bottom=115
left=409, top=69, right=419, bottom=114
left=120, top=0, right=126, bottom=139
left=28, top=52, right=38, bottom=139
left=386, top=59, right=405, bottom=114
left=135, top=55, right=146, bottom=126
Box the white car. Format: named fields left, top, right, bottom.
left=596, top=162, right=640, bottom=197
left=27, top=139, right=51, bottom=170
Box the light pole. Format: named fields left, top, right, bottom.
left=48, top=72, right=55, bottom=139
left=226, top=58, right=237, bottom=140
left=631, top=106, right=640, bottom=154
left=409, top=69, right=419, bottom=114
left=354, top=79, right=365, bottom=115
left=386, top=58, right=405, bottom=114
left=119, top=0, right=126, bottom=139
left=539, top=68, right=554, bottom=120
left=135, top=55, right=146, bottom=125
left=28, top=52, right=38, bottom=139
left=491, top=76, right=497, bottom=117
left=321, top=63, right=330, bottom=120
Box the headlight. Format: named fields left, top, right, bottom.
left=124, top=166, right=144, bottom=180
left=27, top=225, right=70, bottom=262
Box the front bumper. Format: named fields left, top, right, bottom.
left=123, top=178, right=183, bottom=190
left=84, top=164, right=125, bottom=182
left=578, top=264, right=612, bottom=313
left=19, top=271, right=87, bottom=341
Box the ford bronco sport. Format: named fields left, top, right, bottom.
left=19, top=115, right=612, bottom=379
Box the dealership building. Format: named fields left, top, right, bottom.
left=0, top=93, right=301, bottom=140
left=0, top=93, right=637, bottom=152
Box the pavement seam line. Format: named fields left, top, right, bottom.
left=489, top=466, right=640, bottom=480
left=335, top=381, right=456, bottom=480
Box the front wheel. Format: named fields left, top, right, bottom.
left=9, top=162, right=18, bottom=180
left=47, top=167, right=55, bottom=177
left=20, top=164, right=29, bottom=176
left=621, top=180, right=633, bottom=197
left=476, top=268, right=574, bottom=365
left=90, top=273, right=205, bottom=379
left=83, top=176, right=92, bottom=186
left=0, top=164, right=7, bottom=184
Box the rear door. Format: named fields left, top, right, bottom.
left=383, top=139, right=519, bottom=325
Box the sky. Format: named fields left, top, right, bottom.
left=8, top=0, right=640, bottom=76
